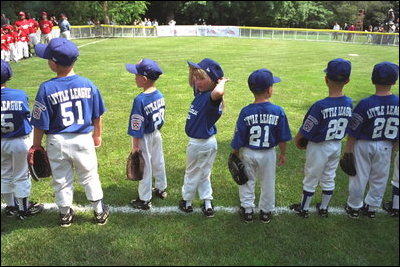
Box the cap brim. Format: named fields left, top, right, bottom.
left=34, top=44, right=50, bottom=60
left=273, top=76, right=281, bottom=84
left=187, top=61, right=201, bottom=69
left=125, top=64, right=139, bottom=74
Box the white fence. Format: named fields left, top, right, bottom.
left=46, top=25, right=399, bottom=46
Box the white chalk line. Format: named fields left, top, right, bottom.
left=77, top=38, right=109, bottom=48
left=0, top=203, right=387, bottom=215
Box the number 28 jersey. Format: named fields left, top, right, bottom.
left=31, top=75, right=106, bottom=134
left=300, top=96, right=353, bottom=142
left=231, top=102, right=292, bottom=150
left=128, top=89, right=165, bottom=138
left=347, top=94, right=399, bottom=141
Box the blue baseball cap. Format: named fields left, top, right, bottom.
left=125, top=58, right=163, bottom=81
left=187, top=58, right=224, bottom=82
left=35, top=38, right=79, bottom=66
left=372, top=61, right=399, bottom=85
left=324, top=58, right=351, bottom=82
left=1, top=60, right=13, bottom=84
left=248, top=68, right=281, bottom=92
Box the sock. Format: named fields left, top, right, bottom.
left=60, top=206, right=71, bottom=215
left=2, top=193, right=15, bottom=207
left=393, top=186, right=399, bottom=210
left=245, top=207, right=253, bottom=213
left=301, top=190, right=314, bottom=211
left=320, top=190, right=333, bottom=209
left=185, top=200, right=192, bottom=208
left=16, top=197, right=28, bottom=212
left=91, top=199, right=104, bottom=213
left=204, top=199, right=212, bottom=209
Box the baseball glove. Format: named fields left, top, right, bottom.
left=27, top=146, right=52, bottom=181
left=228, top=153, right=249, bottom=185
left=297, top=137, right=308, bottom=149
left=339, top=152, right=357, bottom=176
left=126, top=150, right=145, bottom=181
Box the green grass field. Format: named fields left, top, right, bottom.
left=1, top=37, right=399, bottom=266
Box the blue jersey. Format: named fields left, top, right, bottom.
left=128, top=89, right=165, bottom=138
left=231, top=102, right=292, bottom=150
left=31, top=75, right=106, bottom=134
left=300, top=96, right=353, bottom=142
left=1, top=88, right=32, bottom=138
left=348, top=94, right=399, bottom=141
left=185, top=91, right=222, bottom=139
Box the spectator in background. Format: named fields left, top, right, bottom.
left=346, top=24, right=355, bottom=42
left=152, top=19, right=158, bottom=26
left=387, top=8, right=395, bottom=23
left=1, top=14, right=10, bottom=27
left=332, top=22, right=340, bottom=40
left=58, top=13, right=71, bottom=40
left=366, top=25, right=373, bottom=43
left=39, top=12, right=53, bottom=44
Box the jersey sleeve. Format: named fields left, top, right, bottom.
left=276, top=109, right=292, bottom=143
left=91, top=85, right=106, bottom=120
left=299, top=103, right=322, bottom=139
left=127, top=97, right=145, bottom=138
left=347, top=100, right=366, bottom=138
left=30, top=84, right=51, bottom=131
left=231, top=110, right=248, bottom=150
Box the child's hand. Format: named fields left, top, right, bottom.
left=218, top=77, right=229, bottom=83
left=93, top=136, right=102, bottom=148
left=278, top=154, right=286, bottom=166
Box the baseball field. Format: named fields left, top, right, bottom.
left=1, top=37, right=399, bottom=266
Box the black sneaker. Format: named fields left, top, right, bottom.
left=4, top=206, right=18, bottom=217
left=289, top=203, right=309, bottom=218
left=360, top=204, right=375, bottom=219
left=260, top=210, right=272, bottom=224
left=152, top=188, right=168, bottom=199
left=239, top=207, right=253, bottom=223
left=130, top=198, right=152, bottom=210
left=316, top=203, right=328, bottom=218
left=201, top=201, right=215, bottom=218
left=383, top=201, right=399, bottom=217
left=94, top=205, right=110, bottom=225
left=178, top=199, right=193, bottom=213
left=17, top=202, right=44, bottom=220
left=344, top=204, right=359, bottom=219
left=60, top=208, right=74, bottom=228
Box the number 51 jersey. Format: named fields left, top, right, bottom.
left=31, top=75, right=106, bottom=134
left=348, top=94, right=399, bottom=141
left=300, top=96, right=353, bottom=142
left=231, top=102, right=292, bottom=150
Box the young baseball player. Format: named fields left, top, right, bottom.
left=39, top=12, right=53, bottom=44
left=383, top=150, right=399, bottom=217
left=179, top=58, right=228, bottom=218
left=125, top=58, right=167, bottom=210
left=231, top=68, right=292, bottom=223
left=290, top=58, right=353, bottom=218
left=1, top=60, right=44, bottom=220
left=17, top=26, right=29, bottom=59
left=345, top=61, right=399, bottom=219
left=30, top=38, right=110, bottom=227
left=1, top=27, right=11, bottom=62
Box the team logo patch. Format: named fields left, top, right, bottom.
left=131, top=114, right=144, bottom=131
left=303, top=115, right=318, bottom=133
left=349, top=113, right=363, bottom=131
left=32, top=101, right=47, bottom=120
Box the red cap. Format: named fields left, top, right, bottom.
left=18, top=11, right=25, bottom=16
left=41, top=11, right=48, bottom=16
